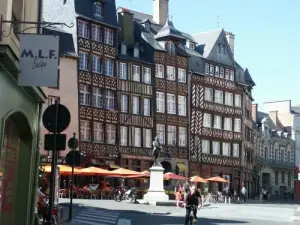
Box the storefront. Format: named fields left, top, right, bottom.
left=0, top=68, right=45, bottom=225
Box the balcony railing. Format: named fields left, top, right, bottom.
left=255, top=156, right=295, bottom=169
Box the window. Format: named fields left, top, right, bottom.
left=93, top=122, right=104, bottom=142
left=121, top=43, right=127, bottom=55
left=224, top=117, right=232, bottom=131
left=213, top=115, right=222, bottom=129
left=167, top=93, right=176, bottom=114
left=233, top=143, right=239, bottom=157
left=92, top=87, right=103, bottom=108
left=155, top=64, right=164, bottom=78
left=234, top=118, right=241, bottom=132
left=80, top=120, right=91, bottom=141
left=215, top=66, right=219, bottom=76
left=234, top=94, right=241, bottom=107
left=145, top=129, right=152, bottom=148
left=168, top=125, right=176, bottom=145
left=119, top=62, right=127, bottom=80
left=156, top=92, right=165, bottom=113
left=167, top=41, right=175, bottom=54
left=202, top=140, right=210, bottom=154
left=48, top=96, right=60, bottom=105
left=203, top=113, right=212, bottom=127
left=104, top=59, right=114, bottom=76
left=288, top=171, right=292, bottom=187
left=93, top=2, right=102, bottom=17
left=281, top=171, right=285, bottom=184
left=178, top=95, right=186, bottom=116
left=205, top=63, right=209, bottom=75
left=134, top=47, right=139, bottom=58
left=132, top=96, right=140, bottom=114
left=105, top=90, right=115, bottom=110
left=225, top=92, right=233, bottom=106
left=204, top=88, right=213, bottom=101
left=222, top=143, right=231, bottom=156
left=78, top=21, right=89, bottom=38
left=134, top=127, right=141, bottom=147
left=220, top=67, right=224, bottom=78
left=275, top=171, right=278, bottom=185
left=107, top=124, right=116, bottom=144
left=79, top=52, right=88, bottom=70
left=178, top=68, right=186, bottom=83
left=212, top=141, right=220, bottom=155
left=214, top=90, right=223, bottom=104
left=120, top=126, right=128, bottom=146
left=179, top=127, right=187, bottom=147
left=91, top=24, right=101, bottom=42
left=167, top=66, right=176, bottom=81
left=79, top=84, right=90, bottom=105
left=104, top=28, right=113, bottom=45
left=189, top=41, right=194, bottom=50
left=287, top=151, right=291, bottom=162
left=230, top=70, right=235, bottom=81
left=132, top=65, right=140, bottom=82
left=144, top=22, right=150, bottom=31
left=156, top=124, right=165, bottom=144
left=144, top=98, right=151, bottom=116
left=225, top=69, right=230, bottom=79
left=92, top=55, right=102, bottom=73
left=209, top=65, right=214, bottom=75
left=120, top=94, right=128, bottom=113
left=144, top=67, right=151, bottom=84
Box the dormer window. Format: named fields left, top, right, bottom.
left=94, top=2, right=102, bottom=17
left=134, top=46, right=139, bottom=58
left=189, top=41, right=195, bottom=50
left=121, top=43, right=127, bottom=55
left=166, top=41, right=175, bottom=54
left=144, top=22, right=150, bottom=31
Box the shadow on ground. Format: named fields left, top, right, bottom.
left=65, top=204, right=250, bottom=225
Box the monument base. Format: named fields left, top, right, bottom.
left=143, top=166, right=169, bottom=203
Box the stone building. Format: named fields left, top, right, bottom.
left=252, top=104, right=295, bottom=196
left=0, top=0, right=46, bottom=224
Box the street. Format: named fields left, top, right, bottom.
left=59, top=199, right=299, bottom=225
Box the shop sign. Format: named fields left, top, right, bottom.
left=18, top=34, right=59, bottom=87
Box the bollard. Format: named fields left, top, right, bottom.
left=224, top=197, right=227, bottom=204
left=237, top=197, right=240, bottom=203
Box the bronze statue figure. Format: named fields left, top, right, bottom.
left=152, top=136, right=163, bottom=166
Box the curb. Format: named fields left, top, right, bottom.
left=150, top=212, right=172, bottom=215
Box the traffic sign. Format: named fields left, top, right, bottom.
left=44, top=134, right=67, bottom=151
left=66, top=150, right=81, bottom=167
left=42, top=103, right=71, bottom=133
left=68, top=137, right=79, bottom=150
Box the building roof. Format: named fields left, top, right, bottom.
left=74, top=0, right=119, bottom=28
left=192, top=29, right=223, bottom=58
left=244, top=68, right=256, bottom=86
left=42, top=27, right=77, bottom=57
left=154, top=18, right=186, bottom=40
left=256, top=111, right=269, bottom=123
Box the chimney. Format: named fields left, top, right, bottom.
left=252, top=104, right=258, bottom=122
left=153, top=0, right=169, bottom=25
left=225, top=31, right=235, bottom=55
left=117, top=8, right=134, bottom=45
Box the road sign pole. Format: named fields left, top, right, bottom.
left=46, top=99, right=59, bottom=225
left=69, top=133, right=76, bottom=221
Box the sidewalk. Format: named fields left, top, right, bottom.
left=58, top=202, right=83, bottom=224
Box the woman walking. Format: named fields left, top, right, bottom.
left=175, top=181, right=183, bottom=207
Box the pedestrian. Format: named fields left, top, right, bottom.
left=241, top=185, right=247, bottom=203
left=175, top=181, right=183, bottom=207
left=183, top=180, right=190, bottom=194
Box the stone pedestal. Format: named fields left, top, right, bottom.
left=143, top=166, right=169, bottom=202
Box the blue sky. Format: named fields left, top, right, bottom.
left=116, top=0, right=300, bottom=111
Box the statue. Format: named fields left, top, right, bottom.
left=152, top=136, right=163, bottom=166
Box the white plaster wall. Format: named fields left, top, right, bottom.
left=264, top=101, right=291, bottom=113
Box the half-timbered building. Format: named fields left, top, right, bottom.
left=186, top=29, right=255, bottom=192
left=116, top=8, right=155, bottom=171
left=118, top=0, right=190, bottom=176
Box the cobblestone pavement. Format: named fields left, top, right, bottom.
left=59, top=198, right=299, bottom=225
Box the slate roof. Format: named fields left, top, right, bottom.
left=244, top=68, right=256, bottom=86
left=192, top=29, right=223, bottom=58
left=74, top=0, right=119, bottom=28
left=154, top=18, right=186, bottom=40
left=291, top=107, right=300, bottom=114
left=256, top=111, right=269, bottom=123
left=42, top=27, right=77, bottom=57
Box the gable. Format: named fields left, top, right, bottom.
left=207, top=31, right=235, bottom=67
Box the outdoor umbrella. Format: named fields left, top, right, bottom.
left=79, top=166, right=112, bottom=176
left=206, top=176, right=229, bottom=183
left=164, top=172, right=187, bottom=180
left=108, top=168, right=143, bottom=177
left=189, top=176, right=207, bottom=183
left=41, top=165, right=81, bottom=175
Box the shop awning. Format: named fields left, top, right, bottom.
left=176, top=163, right=186, bottom=172
left=108, top=164, right=120, bottom=169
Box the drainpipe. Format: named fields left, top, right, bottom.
left=37, top=0, right=43, bottom=34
